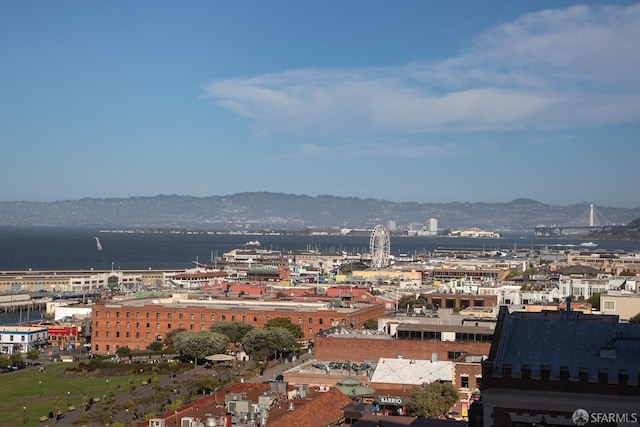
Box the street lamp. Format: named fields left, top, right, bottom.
left=23, top=406, right=26, bottom=425
left=67, top=391, right=70, bottom=407
left=39, top=380, right=42, bottom=396
left=106, top=379, right=109, bottom=392
left=126, top=408, right=129, bottom=424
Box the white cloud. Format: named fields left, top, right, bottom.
left=202, top=3, right=640, bottom=136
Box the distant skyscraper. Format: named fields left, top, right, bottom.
left=426, top=218, right=438, bottom=236
left=387, top=220, right=396, bottom=232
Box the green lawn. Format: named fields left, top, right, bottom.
left=0, top=362, right=137, bottom=427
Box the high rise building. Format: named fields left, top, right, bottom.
left=426, top=218, right=438, bottom=236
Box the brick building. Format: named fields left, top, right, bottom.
left=90, top=296, right=385, bottom=354
left=313, top=325, right=492, bottom=363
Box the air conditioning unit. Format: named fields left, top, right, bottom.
left=149, top=419, right=165, bottom=427
left=181, top=417, right=194, bottom=427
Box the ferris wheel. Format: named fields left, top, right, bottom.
left=370, top=225, right=391, bottom=269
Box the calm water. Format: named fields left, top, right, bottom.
left=1, top=226, right=639, bottom=326
left=1, top=226, right=639, bottom=271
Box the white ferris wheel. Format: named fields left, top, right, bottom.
left=369, top=225, right=391, bottom=269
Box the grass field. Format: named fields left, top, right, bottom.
left=0, top=362, right=139, bottom=427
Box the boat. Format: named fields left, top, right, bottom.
left=580, top=241, right=598, bottom=248
left=245, top=240, right=261, bottom=247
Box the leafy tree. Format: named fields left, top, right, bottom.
left=363, top=318, right=378, bottom=330
left=162, top=327, right=187, bottom=352
left=9, top=352, right=23, bottom=366
left=241, top=327, right=296, bottom=361
left=587, top=292, right=601, bottom=310
left=406, top=382, right=459, bottom=418
left=629, top=312, right=640, bottom=324
left=116, top=346, right=132, bottom=358
left=0, top=356, right=9, bottom=369
left=209, top=322, right=255, bottom=343
left=27, top=349, right=40, bottom=365
left=173, top=331, right=230, bottom=363
left=147, top=341, right=163, bottom=351
left=265, top=317, right=303, bottom=339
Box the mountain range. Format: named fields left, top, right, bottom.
left=1, top=193, right=639, bottom=233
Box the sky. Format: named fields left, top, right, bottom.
left=1, top=1, right=639, bottom=208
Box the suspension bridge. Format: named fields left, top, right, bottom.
left=534, top=203, right=614, bottom=237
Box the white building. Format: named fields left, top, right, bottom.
left=0, top=326, right=48, bottom=354
left=426, top=218, right=438, bottom=236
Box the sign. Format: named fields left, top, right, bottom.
left=378, top=396, right=405, bottom=405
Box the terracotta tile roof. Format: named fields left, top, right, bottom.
left=269, top=387, right=353, bottom=427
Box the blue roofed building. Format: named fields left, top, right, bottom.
left=476, top=306, right=640, bottom=427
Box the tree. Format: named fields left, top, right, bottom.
left=406, top=382, right=459, bottom=418
left=9, top=352, right=23, bottom=367
left=587, top=292, right=601, bottom=311
left=264, top=317, right=303, bottom=339
left=363, top=318, right=378, bottom=330
left=173, top=331, right=230, bottom=363
left=629, top=312, right=640, bottom=324
left=209, top=322, right=255, bottom=343
left=116, top=346, right=132, bottom=358
left=163, top=327, right=187, bottom=348
left=27, top=349, right=40, bottom=366
left=241, top=327, right=296, bottom=362
left=0, top=356, right=9, bottom=370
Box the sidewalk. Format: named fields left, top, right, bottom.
left=49, top=351, right=313, bottom=427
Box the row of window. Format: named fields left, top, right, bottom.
left=95, top=312, right=328, bottom=325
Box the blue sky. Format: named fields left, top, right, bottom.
left=1, top=1, right=639, bottom=208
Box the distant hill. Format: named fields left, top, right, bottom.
left=0, top=193, right=639, bottom=233
left=590, top=218, right=640, bottom=240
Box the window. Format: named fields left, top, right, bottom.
left=95, top=311, right=100, bottom=318
left=190, top=314, right=194, bottom=321
left=201, top=314, right=205, bottom=321
left=116, top=311, right=120, bottom=318
left=242, top=316, right=247, bottom=323
left=603, top=300, right=615, bottom=310
left=190, top=324, right=194, bottom=330
left=126, top=322, right=130, bottom=329
left=126, top=312, right=130, bottom=318
left=156, top=313, right=160, bottom=319
left=126, top=332, right=130, bottom=338
left=179, top=313, right=184, bottom=320
left=106, top=322, right=110, bottom=329
left=116, top=331, right=120, bottom=338
left=156, top=323, right=160, bottom=330
left=106, top=312, right=111, bottom=318
left=167, top=313, right=172, bottom=320
left=146, top=313, right=150, bottom=319
left=308, top=317, right=313, bottom=325
left=253, top=316, right=258, bottom=322
left=298, top=317, right=302, bottom=324
left=232, top=315, right=236, bottom=322
left=461, top=376, right=469, bottom=388
left=211, top=315, right=215, bottom=321
left=222, top=315, right=226, bottom=321
left=95, top=321, right=99, bottom=328
left=319, top=318, right=323, bottom=325
left=136, top=312, right=140, bottom=319
left=116, top=322, right=120, bottom=329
